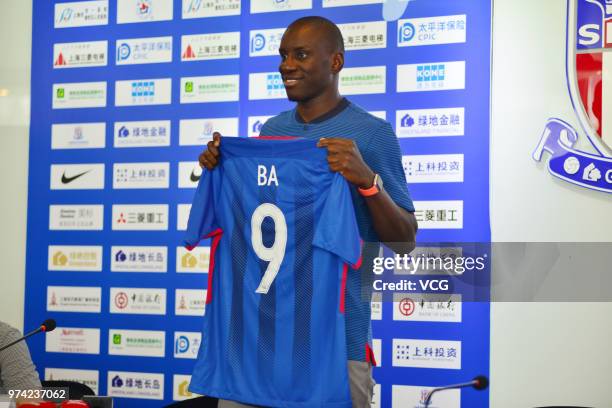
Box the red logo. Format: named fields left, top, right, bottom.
left=399, top=297, right=415, bottom=316
left=117, top=213, right=127, bottom=224
left=182, top=45, right=195, bottom=59
left=54, top=52, right=67, bottom=66
left=115, top=292, right=129, bottom=309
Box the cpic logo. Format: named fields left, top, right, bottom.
left=251, top=34, right=266, bottom=53
left=398, top=22, right=415, bottom=43
left=117, top=43, right=131, bottom=62
left=175, top=335, right=189, bottom=354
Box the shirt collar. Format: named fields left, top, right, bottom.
left=294, top=97, right=350, bottom=124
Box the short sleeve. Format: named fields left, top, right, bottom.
left=365, top=122, right=415, bottom=212
left=313, top=174, right=361, bottom=266
left=183, top=168, right=220, bottom=249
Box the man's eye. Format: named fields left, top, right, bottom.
left=297, top=52, right=307, bottom=59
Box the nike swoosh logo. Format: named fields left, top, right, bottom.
left=190, top=169, right=201, bottom=182
left=61, top=170, right=91, bottom=184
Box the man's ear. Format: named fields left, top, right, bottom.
left=331, top=52, right=344, bottom=74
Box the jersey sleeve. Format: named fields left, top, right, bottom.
left=366, top=122, right=415, bottom=212
left=313, top=173, right=361, bottom=266
left=183, top=168, right=220, bottom=250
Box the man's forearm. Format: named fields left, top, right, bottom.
left=362, top=190, right=417, bottom=255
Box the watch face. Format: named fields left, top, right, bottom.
left=375, top=174, right=384, bottom=190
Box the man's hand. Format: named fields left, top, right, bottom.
left=317, top=138, right=375, bottom=188
left=198, top=132, right=221, bottom=170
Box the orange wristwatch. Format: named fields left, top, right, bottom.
left=358, top=173, right=383, bottom=197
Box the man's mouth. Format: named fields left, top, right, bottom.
left=283, top=78, right=301, bottom=87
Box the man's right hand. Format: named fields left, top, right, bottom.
left=199, top=132, right=221, bottom=170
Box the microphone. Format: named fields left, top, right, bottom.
left=423, top=375, right=488, bottom=407
left=0, top=319, right=57, bottom=353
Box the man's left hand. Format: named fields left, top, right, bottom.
left=317, top=138, right=374, bottom=188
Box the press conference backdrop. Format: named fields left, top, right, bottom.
left=24, top=0, right=491, bottom=406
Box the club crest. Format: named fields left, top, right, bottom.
left=533, top=0, right=612, bottom=193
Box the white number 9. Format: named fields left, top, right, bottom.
left=251, top=203, right=287, bottom=294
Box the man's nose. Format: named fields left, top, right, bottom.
left=279, top=57, right=297, bottom=73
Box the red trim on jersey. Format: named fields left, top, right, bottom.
left=339, top=263, right=348, bottom=313
left=252, top=136, right=298, bottom=140
left=365, top=343, right=377, bottom=366
left=352, top=239, right=364, bottom=270
left=205, top=228, right=223, bottom=305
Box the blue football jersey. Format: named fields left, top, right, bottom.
left=184, top=137, right=361, bottom=407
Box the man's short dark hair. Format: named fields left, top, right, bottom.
left=287, top=16, right=345, bottom=53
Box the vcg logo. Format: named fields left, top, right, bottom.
left=533, top=0, right=612, bottom=193
left=251, top=33, right=266, bottom=53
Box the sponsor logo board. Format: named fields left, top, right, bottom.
left=181, top=32, right=240, bottom=61
left=182, top=0, right=240, bottom=19
left=338, top=21, right=387, bottom=51
left=392, top=338, right=461, bottom=369
left=115, top=78, right=171, bottom=106
left=397, top=61, right=465, bottom=92
left=52, top=82, right=107, bottom=109
left=112, top=204, right=169, bottom=230
left=413, top=200, right=463, bottom=229
left=111, top=246, right=167, bottom=273
left=55, top=1, right=108, bottom=28
left=178, top=161, right=202, bottom=188
left=48, top=245, right=102, bottom=272
left=179, top=118, right=238, bottom=145
left=114, top=120, right=170, bottom=148
left=175, top=289, right=206, bottom=316
left=51, top=123, right=106, bottom=149
left=47, top=286, right=101, bottom=313
left=402, top=154, right=464, bottom=183
left=116, top=0, right=173, bottom=24
left=339, top=66, right=386, bottom=95
left=396, top=108, right=464, bottom=138
left=176, top=246, right=209, bottom=273
left=392, top=385, right=460, bottom=408
left=177, top=204, right=191, bottom=231
left=110, top=287, right=167, bottom=315
left=174, top=331, right=201, bottom=359
left=113, top=162, right=170, bottom=189
left=250, top=0, right=312, bottom=14
left=107, top=371, right=164, bottom=400
left=393, top=293, right=462, bottom=322
left=49, top=205, right=104, bottom=231
left=116, top=36, right=172, bottom=65
left=46, top=327, right=100, bottom=354
left=50, top=163, right=104, bottom=190
left=109, top=329, right=165, bottom=357
left=53, top=41, right=108, bottom=68
left=397, top=15, right=467, bottom=47
left=249, top=28, right=284, bottom=57
left=44, top=368, right=99, bottom=394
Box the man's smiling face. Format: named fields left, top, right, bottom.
left=278, top=22, right=342, bottom=103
